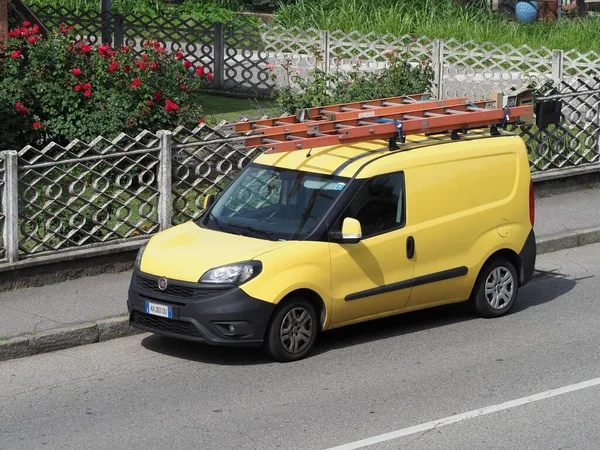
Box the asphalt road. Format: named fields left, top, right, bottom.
left=1, top=242, right=600, bottom=450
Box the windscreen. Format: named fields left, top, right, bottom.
left=203, top=164, right=349, bottom=241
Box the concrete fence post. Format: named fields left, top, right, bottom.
left=432, top=39, right=444, bottom=100
left=319, top=30, right=330, bottom=74
left=552, top=50, right=564, bottom=85
left=157, top=131, right=172, bottom=231
left=2, top=151, right=19, bottom=263
left=213, top=22, right=225, bottom=91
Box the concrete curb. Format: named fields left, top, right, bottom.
left=0, top=316, right=143, bottom=363
left=537, top=226, right=600, bottom=254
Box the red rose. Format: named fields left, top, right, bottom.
left=176, top=51, right=184, bottom=60
left=165, top=99, right=179, bottom=113
left=80, top=44, right=92, bottom=53
left=84, top=90, right=92, bottom=97
left=22, top=21, right=31, bottom=27
left=196, top=66, right=205, bottom=77
left=14, top=101, right=23, bottom=110
left=123, top=65, right=131, bottom=73
left=72, top=68, right=81, bottom=76
left=184, top=60, right=192, bottom=69
left=32, top=24, right=40, bottom=34
left=180, top=85, right=187, bottom=90
left=199, top=118, right=205, bottom=124
left=142, top=54, right=148, bottom=62
left=11, top=50, right=22, bottom=59
left=154, top=91, right=162, bottom=101
left=98, top=44, right=114, bottom=58
left=33, top=122, right=40, bottom=129
left=109, top=61, right=119, bottom=72
left=146, top=100, right=153, bottom=106
left=138, top=62, right=147, bottom=70
left=150, top=62, right=158, bottom=71
left=28, top=36, right=36, bottom=44
left=130, top=78, right=142, bottom=88
left=74, top=84, right=82, bottom=92
left=19, top=107, right=28, bottom=116
left=206, top=72, right=213, bottom=81
left=156, top=47, right=165, bottom=54
left=82, top=83, right=92, bottom=90
left=121, top=46, right=130, bottom=53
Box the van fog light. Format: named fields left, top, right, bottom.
left=214, top=322, right=251, bottom=337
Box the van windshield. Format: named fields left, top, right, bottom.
left=202, top=164, right=349, bottom=241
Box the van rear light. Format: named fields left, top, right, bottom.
left=529, top=179, right=535, bottom=226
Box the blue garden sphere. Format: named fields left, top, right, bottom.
left=515, top=1, right=539, bottom=24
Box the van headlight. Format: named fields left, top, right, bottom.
left=200, top=261, right=262, bottom=285
left=135, top=244, right=146, bottom=270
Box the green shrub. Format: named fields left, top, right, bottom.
left=0, top=21, right=212, bottom=149
left=273, top=49, right=434, bottom=114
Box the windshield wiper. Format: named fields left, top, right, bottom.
left=228, top=221, right=276, bottom=241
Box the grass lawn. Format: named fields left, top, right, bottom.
left=275, top=0, right=600, bottom=53
left=201, top=93, right=279, bottom=126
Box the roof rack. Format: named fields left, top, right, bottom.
left=222, top=91, right=534, bottom=154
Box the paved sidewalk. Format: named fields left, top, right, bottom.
left=0, top=184, right=599, bottom=360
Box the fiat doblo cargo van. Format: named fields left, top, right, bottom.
left=128, top=131, right=536, bottom=361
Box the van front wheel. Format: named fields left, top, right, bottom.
left=472, top=258, right=519, bottom=318
left=263, top=298, right=318, bottom=362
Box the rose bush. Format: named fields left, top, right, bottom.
left=1, top=22, right=212, bottom=149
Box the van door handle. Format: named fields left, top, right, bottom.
left=406, top=236, right=415, bottom=259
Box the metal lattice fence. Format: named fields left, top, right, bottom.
left=170, top=126, right=261, bottom=224
left=517, top=79, right=600, bottom=171
left=16, top=132, right=161, bottom=256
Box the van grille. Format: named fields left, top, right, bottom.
left=136, top=276, right=231, bottom=299
left=132, top=311, right=203, bottom=338
left=137, top=276, right=195, bottom=297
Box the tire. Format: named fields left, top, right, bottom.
left=472, top=258, right=519, bottom=318
left=263, top=297, right=318, bottom=362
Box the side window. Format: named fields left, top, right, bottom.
left=336, top=172, right=405, bottom=238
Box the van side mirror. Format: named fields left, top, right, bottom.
left=203, top=194, right=215, bottom=210
left=330, top=218, right=362, bottom=244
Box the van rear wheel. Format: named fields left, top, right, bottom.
left=472, top=258, right=519, bottom=318
left=263, top=298, right=318, bottom=362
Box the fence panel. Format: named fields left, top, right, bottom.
left=515, top=79, right=600, bottom=171
left=222, top=22, right=272, bottom=96
left=28, top=4, right=105, bottom=44
left=328, top=30, right=433, bottom=73
left=170, top=125, right=261, bottom=225
left=441, top=39, right=554, bottom=100
left=120, top=14, right=216, bottom=90
left=562, top=49, right=600, bottom=81
left=260, top=25, right=322, bottom=92
left=0, top=154, right=6, bottom=262
left=16, top=132, right=161, bottom=256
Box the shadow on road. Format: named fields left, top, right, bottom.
left=141, top=272, right=581, bottom=365
left=140, top=334, right=272, bottom=365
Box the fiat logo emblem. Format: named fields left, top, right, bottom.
left=158, top=277, right=168, bottom=291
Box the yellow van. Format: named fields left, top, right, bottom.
left=127, top=131, right=536, bottom=361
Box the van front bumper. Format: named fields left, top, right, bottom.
left=127, top=270, right=275, bottom=347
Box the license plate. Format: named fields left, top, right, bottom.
left=145, top=301, right=172, bottom=319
